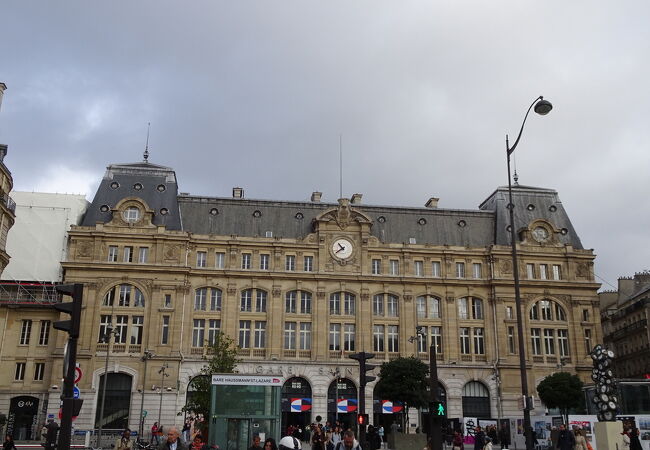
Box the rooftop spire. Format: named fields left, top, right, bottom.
left=143, top=122, right=150, bottom=163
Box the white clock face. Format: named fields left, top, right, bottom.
left=332, top=238, right=353, bottom=259
left=532, top=226, right=550, bottom=243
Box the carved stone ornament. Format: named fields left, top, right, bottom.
left=272, top=286, right=282, bottom=297
left=76, top=240, right=93, bottom=258
left=576, top=262, right=589, bottom=278
left=227, top=284, right=237, bottom=295
left=164, top=244, right=180, bottom=261
left=499, top=259, right=513, bottom=275
left=336, top=198, right=352, bottom=229
left=404, top=294, right=413, bottom=303
left=361, top=293, right=370, bottom=302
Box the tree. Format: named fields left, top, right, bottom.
left=375, top=357, right=429, bottom=430
left=181, top=332, right=240, bottom=421
left=536, top=372, right=584, bottom=424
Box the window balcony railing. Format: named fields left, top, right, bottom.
left=0, top=193, right=15, bottom=214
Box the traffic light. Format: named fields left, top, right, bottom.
left=357, top=414, right=369, bottom=425
left=349, top=352, right=377, bottom=386
left=53, top=284, right=83, bottom=338
left=432, top=401, right=446, bottom=417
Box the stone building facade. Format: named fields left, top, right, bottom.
left=1, top=158, right=601, bottom=438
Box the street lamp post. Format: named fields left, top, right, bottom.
left=97, top=323, right=119, bottom=449
left=138, top=350, right=154, bottom=442
left=329, top=367, right=341, bottom=423
left=506, top=95, right=552, bottom=450
left=157, top=363, right=170, bottom=428
left=416, top=326, right=442, bottom=450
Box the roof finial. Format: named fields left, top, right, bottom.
left=143, top=122, right=150, bottom=163
left=513, top=169, right=519, bottom=186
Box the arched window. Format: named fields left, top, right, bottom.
left=529, top=300, right=570, bottom=357
left=330, top=292, right=355, bottom=315
left=529, top=299, right=567, bottom=322
left=286, top=290, right=312, bottom=314
left=241, top=289, right=267, bottom=313
left=194, top=287, right=222, bottom=311
left=462, top=381, right=490, bottom=418
left=416, top=295, right=442, bottom=319
left=103, top=284, right=145, bottom=307
left=373, top=294, right=399, bottom=317
left=95, top=373, right=132, bottom=429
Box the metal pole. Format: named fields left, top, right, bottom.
left=97, top=324, right=114, bottom=449
left=138, top=351, right=153, bottom=441
left=429, top=340, right=442, bottom=450
left=157, top=364, right=169, bottom=428
left=507, top=147, right=533, bottom=450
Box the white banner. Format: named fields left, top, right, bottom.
left=211, top=374, right=283, bottom=386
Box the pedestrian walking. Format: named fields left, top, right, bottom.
left=3, top=435, right=16, bottom=450
left=115, top=429, right=134, bottom=450
left=556, top=425, right=575, bottom=450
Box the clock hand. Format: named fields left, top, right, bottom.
left=335, top=246, right=345, bottom=254
left=338, top=243, right=345, bottom=250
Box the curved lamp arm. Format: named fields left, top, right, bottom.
left=507, top=96, right=550, bottom=155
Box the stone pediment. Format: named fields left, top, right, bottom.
left=313, top=199, right=372, bottom=231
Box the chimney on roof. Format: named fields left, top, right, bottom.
left=0, top=82, right=6, bottom=113
left=425, top=197, right=439, bottom=208
left=311, top=191, right=322, bottom=202
left=232, top=187, right=244, bottom=199
left=351, top=193, right=362, bottom=204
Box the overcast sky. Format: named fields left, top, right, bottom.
left=1, top=1, right=648, bottom=292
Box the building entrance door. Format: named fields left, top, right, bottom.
left=226, top=419, right=250, bottom=450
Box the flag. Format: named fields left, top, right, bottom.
left=381, top=400, right=403, bottom=414
left=337, top=398, right=358, bottom=412
left=290, top=398, right=312, bottom=412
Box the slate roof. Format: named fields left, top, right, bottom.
left=83, top=162, right=585, bottom=249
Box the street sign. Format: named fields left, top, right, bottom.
left=73, top=386, right=80, bottom=399
left=74, top=367, right=82, bottom=384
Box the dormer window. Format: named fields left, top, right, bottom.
left=123, top=206, right=141, bottom=223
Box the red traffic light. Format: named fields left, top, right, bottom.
left=357, top=414, right=368, bottom=425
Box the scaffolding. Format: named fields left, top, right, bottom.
left=0, top=281, right=59, bottom=306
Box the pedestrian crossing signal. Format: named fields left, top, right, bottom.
left=357, top=414, right=368, bottom=425
left=432, top=401, right=446, bottom=416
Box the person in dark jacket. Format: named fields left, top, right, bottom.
left=630, top=428, right=642, bottom=450
left=3, top=435, right=17, bottom=450
left=44, top=419, right=59, bottom=450
left=474, top=427, right=486, bottom=450
left=556, top=425, right=575, bottom=450
left=498, top=424, right=511, bottom=450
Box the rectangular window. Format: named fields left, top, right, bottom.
left=531, top=328, right=542, bottom=355
left=115, top=315, right=128, bottom=344
left=541, top=300, right=552, bottom=321
left=343, top=324, right=355, bottom=352
left=239, top=320, right=251, bottom=349
left=161, top=316, right=170, bottom=345
left=329, top=324, right=341, bottom=351
left=552, top=264, right=562, bottom=280
left=374, top=295, right=385, bottom=317
left=192, top=319, right=205, bottom=347
left=196, top=251, right=207, bottom=268
left=241, top=290, right=252, bottom=312
left=254, top=321, right=266, bottom=348
left=508, top=326, right=516, bottom=354
left=387, top=325, right=399, bottom=353
left=99, top=315, right=111, bottom=343
left=539, top=264, right=548, bottom=280
left=284, top=322, right=297, bottom=350
left=558, top=329, right=569, bottom=357
left=584, top=329, right=592, bottom=354
left=119, top=284, right=131, bottom=306
left=20, top=320, right=32, bottom=345
left=526, top=263, right=535, bottom=279
left=195, top=288, right=207, bottom=311
left=506, top=306, right=513, bottom=319
left=473, top=328, right=485, bottom=355
left=429, top=297, right=441, bottom=319
left=164, top=294, right=172, bottom=308
left=386, top=295, right=399, bottom=317
left=472, top=298, right=484, bottom=320
left=210, top=289, right=222, bottom=311
left=108, top=245, right=118, bottom=262
left=373, top=325, right=385, bottom=352
left=460, top=328, right=471, bottom=354
left=299, top=323, right=312, bottom=350
left=285, top=255, right=295, bottom=271
left=329, top=293, right=340, bottom=315
left=208, top=319, right=221, bottom=345
left=285, top=291, right=297, bottom=314
left=458, top=298, right=468, bottom=320
left=304, top=255, right=313, bottom=272
left=456, top=262, right=465, bottom=278
left=241, top=253, right=251, bottom=269
left=38, top=320, right=50, bottom=346
left=417, top=326, right=427, bottom=353
left=138, top=247, right=148, bottom=263
left=415, top=261, right=424, bottom=277
left=389, top=260, right=399, bottom=276
left=259, top=253, right=269, bottom=270
left=123, top=246, right=133, bottom=263
left=215, top=252, right=225, bottom=269
left=300, top=292, right=312, bottom=314
left=15, top=363, right=26, bottom=381
left=431, top=261, right=441, bottom=278
left=416, top=296, right=426, bottom=318
left=344, top=293, right=355, bottom=315
left=431, top=326, right=442, bottom=354
left=472, top=263, right=482, bottom=279
left=544, top=329, right=555, bottom=355
left=582, top=309, right=590, bottom=322
left=34, top=362, right=45, bottom=381
left=130, top=316, right=144, bottom=345
left=371, top=259, right=381, bottom=275
left=256, top=290, right=267, bottom=313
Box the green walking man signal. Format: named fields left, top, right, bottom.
left=433, top=401, right=445, bottom=416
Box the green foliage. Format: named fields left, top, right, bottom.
left=181, top=332, right=240, bottom=418
left=536, top=372, right=584, bottom=422
left=375, top=357, right=430, bottom=410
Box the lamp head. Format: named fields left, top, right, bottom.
left=534, top=98, right=553, bottom=115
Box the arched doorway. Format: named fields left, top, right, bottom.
left=95, top=373, right=133, bottom=430
left=462, top=381, right=490, bottom=418
left=327, top=378, right=357, bottom=430
left=372, top=384, right=407, bottom=435
left=281, top=377, right=312, bottom=435
left=8, top=396, right=39, bottom=440
left=419, top=383, right=448, bottom=436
